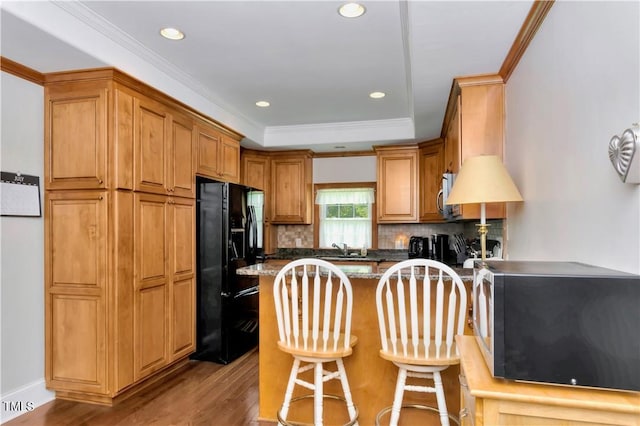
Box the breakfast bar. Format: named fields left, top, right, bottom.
left=238, top=261, right=474, bottom=425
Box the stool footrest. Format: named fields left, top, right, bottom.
left=374, top=404, right=459, bottom=426
left=277, top=393, right=359, bottom=426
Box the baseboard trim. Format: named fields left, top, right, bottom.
left=1, top=379, right=55, bottom=424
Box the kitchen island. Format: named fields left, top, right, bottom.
left=238, top=261, right=474, bottom=425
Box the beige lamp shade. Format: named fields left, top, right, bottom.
left=445, top=155, right=523, bottom=205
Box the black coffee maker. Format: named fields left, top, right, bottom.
left=408, top=236, right=430, bottom=258
left=431, top=234, right=450, bottom=263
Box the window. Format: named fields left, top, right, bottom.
left=314, top=184, right=376, bottom=249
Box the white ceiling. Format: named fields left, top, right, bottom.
left=1, top=0, right=533, bottom=153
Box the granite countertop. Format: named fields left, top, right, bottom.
left=266, top=248, right=410, bottom=264
left=237, top=261, right=474, bottom=280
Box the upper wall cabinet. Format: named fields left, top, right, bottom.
left=132, top=94, right=195, bottom=197
left=45, top=71, right=201, bottom=198
left=241, top=149, right=277, bottom=254
left=45, top=80, right=109, bottom=190
left=419, top=139, right=445, bottom=222
left=241, top=149, right=270, bottom=191
left=375, top=145, right=419, bottom=223
left=195, top=121, right=240, bottom=184
left=442, top=74, right=505, bottom=219
left=270, top=151, right=313, bottom=224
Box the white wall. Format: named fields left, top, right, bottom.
left=505, top=1, right=640, bottom=274
left=313, top=156, right=377, bottom=183
left=0, top=72, right=54, bottom=422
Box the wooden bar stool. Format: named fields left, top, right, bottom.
left=374, top=259, right=467, bottom=426
left=273, top=258, right=359, bottom=426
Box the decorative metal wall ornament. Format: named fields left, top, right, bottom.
left=608, top=123, right=640, bottom=183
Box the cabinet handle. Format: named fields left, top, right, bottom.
left=460, top=408, right=468, bottom=418
left=467, top=306, right=474, bottom=330
left=98, top=179, right=103, bottom=184
left=99, top=196, right=104, bottom=201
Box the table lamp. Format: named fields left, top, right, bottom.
left=445, top=155, right=523, bottom=263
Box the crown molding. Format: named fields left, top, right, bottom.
left=264, top=118, right=415, bottom=148
left=0, top=56, right=45, bottom=85
left=499, top=0, right=555, bottom=82
left=52, top=1, right=262, bottom=138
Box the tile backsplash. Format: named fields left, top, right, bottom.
left=276, top=220, right=504, bottom=250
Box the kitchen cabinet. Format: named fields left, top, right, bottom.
left=419, top=139, right=445, bottom=222
left=195, top=121, right=240, bottom=183
left=133, top=96, right=195, bottom=198
left=46, top=77, right=195, bottom=197
left=45, top=80, right=109, bottom=190
left=45, top=190, right=109, bottom=396
left=241, top=149, right=276, bottom=254
left=241, top=149, right=269, bottom=191
left=270, top=151, right=313, bottom=224
left=375, top=145, right=419, bottom=223
left=457, top=336, right=640, bottom=426
left=133, top=193, right=195, bottom=380
left=43, top=69, right=222, bottom=405
left=442, top=74, right=505, bottom=219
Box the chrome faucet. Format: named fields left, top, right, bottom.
left=331, top=242, right=348, bottom=256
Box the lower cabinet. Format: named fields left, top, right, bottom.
left=457, top=336, right=640, bottom=426
left=133, top=192, right=196, bottom=382
left=45, top=191, right=109, bottom=396
left=45, top=190, right=195, bottom=404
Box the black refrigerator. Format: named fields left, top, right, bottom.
left=192, top=176, right=263, bottom=364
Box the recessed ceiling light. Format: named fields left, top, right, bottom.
left=334, top=145, right=347, bottom=149
left=369, top=91, right=386, bottom=99
left=255, top=101, right=270, bottom=107
left=160, top=27, right=185, bottom=40
left=338, top=2, right=366, bottom=18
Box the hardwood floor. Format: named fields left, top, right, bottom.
left=5, top=349, right=268, bottom=426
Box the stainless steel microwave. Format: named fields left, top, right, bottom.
left=472, top=260, right=640, bottom=391
left=437, top=173, right=460, bottom=221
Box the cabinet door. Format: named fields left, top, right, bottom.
left=377, top=149, right=418, bottom=223
left=420, top=142, right=445, bottom=222
left=445, top=96, right=461, bottom=174
left=45, top=191, right=108, bottom=394
left=169, top=112, right=195, bottom=198
left=169, top=197, right=196, bottom=360
left=134, top=193, right=169, bottom=380
left=242, top=153, right=269, bottom=190
left=45, top=82, right=109, bottom=190
left=271, top=156, right=311, bottom=224
left=242, top=152, right=276, bottom=253
left=134, top=97, right=170, bottom=195
left=219, top=134, right=240, bottom=183
left=195, top=124, right=221, bottom=179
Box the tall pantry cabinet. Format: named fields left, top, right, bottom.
left=44, top=69, right=202, bottom=404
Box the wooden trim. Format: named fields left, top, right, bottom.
left=440, top=1, right=554, bottom=137
left=373, top=143, right=418, bottom=153
left=418, top=137, right=444, bottom=149
left=499, top=0, right=555, bottom=82
left=313, top=182, right=378, bottom=249
left=0, top=56, right=45, bottom=85
left=267, top=149, right=314, bottom=158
